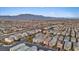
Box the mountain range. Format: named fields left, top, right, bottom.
left=0, top=14, right=78, bottom=20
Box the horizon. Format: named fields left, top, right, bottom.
left=0, top=7, right=79, bottom=18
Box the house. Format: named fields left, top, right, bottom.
left=57, top=40, right=63, bottom=49
left=3, top=37, right=14, bottom=45
left=9, top=35, right=17, bottom=41
left=15, top=33, right=23, bottom=40
left=71, top=37, right=76, bottom=43
left=10, top=43, right=30, bottom=51
left=58, top=36, right=64, bottom=41
left=64, top=36, right=70, bottom=42
left=48, top=36, right=57, bottom=47
left=43, top=36, right=51, bottom=46
left=33, top=33, right=45, bottom=43
left=73, top=42, right=79, bottom=51
left=22, top=32, right=28, bottom=37
left=64, top=41, right=72, bottom=51
left=29, top=46, right=38, bottom=51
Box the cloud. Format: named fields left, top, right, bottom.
left=44, top=11, right=79, bottom=18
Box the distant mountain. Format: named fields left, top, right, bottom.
left=0, top=14, right=78, bottom=20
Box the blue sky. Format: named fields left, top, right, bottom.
left=0, top=7, right=79, bottom=18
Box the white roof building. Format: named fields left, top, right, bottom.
left=10, top=43, right=30, bottom=51
left=22, top=32, right=28, bottom=37
left=4, top=38, right=14, bottom=43
left=9, top=35, right=17, bottom=41
left=30, top=46, right=38, bottom=51
left=64, top=41, right=72, bottom=51
left=25, top=46, right=38, bottom=51
left=71, top=37, right=76, bottom=43
left=15, top=33, right=23, bottom=40
left=64, top=36, right=70, bottom=42
left=49, top=36, right=57, bottom=47
left=73, top=42, right=79, bottom=51
left=33, top=33, right=45, bottom=43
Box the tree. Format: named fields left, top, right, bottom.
left=26, top=35, right=33, bottom=43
